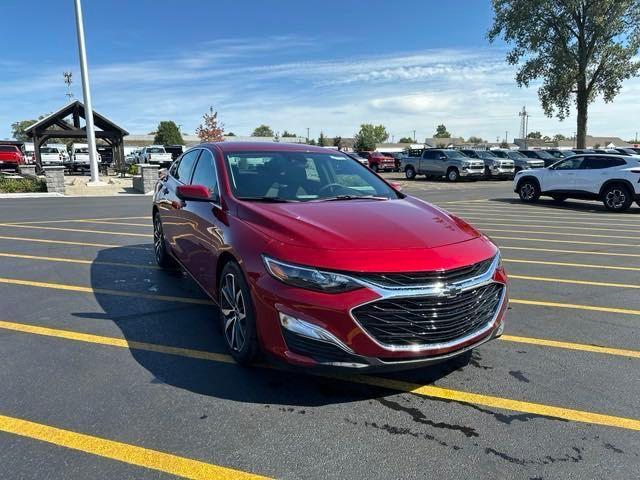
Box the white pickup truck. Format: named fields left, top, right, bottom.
left=70, top=143, right=101, bottom=173
left=139, top=145, right=172, bottom=166
left=39, top=146, right=64, bottom=166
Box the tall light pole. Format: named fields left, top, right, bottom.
left=74, top=0, right=101, bottom=184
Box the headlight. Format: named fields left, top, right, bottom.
left=263, top=256, right=362, bottom=293
left=462, top=162, right=470, bottom=168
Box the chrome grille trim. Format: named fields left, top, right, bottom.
left=348, top=255, right=506, bottom=352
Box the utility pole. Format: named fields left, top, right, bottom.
left=74, top=0, right=102, bottom=185
left=518, top=106, right=529, bottom=149
left=413, top=130, right=416, bottom=142
left=63, top=72, right=73, bottom=100
left=306, top=127, right=310, bottom=143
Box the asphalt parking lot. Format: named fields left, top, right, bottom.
left=1, top=178, right=639, bottom=480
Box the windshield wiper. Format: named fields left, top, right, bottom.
left=318, top=195, right=389, bottom=202
left=237, top=196, right=299, bottom=203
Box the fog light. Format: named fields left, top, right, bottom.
left=279, top=312, right=353, bottom=352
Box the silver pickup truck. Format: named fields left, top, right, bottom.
left=401, top=148, right=485, bottom=182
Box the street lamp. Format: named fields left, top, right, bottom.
left=73, top=0, right=102, bottom=185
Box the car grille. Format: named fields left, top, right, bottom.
left=352, top=283, right=504, bottom=348
left=355, top=256, right=494, bottom=288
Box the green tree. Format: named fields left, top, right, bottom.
left=226, top=132, right=236, bottom=136
left=333, top=136, right=343, bottom=149
left=553, top=133, right=567, bottom=142
left=195, top=107, right=225, bottom=143
left=11, top=119, right=37, bottom=141
left=500, top=140, right=509, bottom=148
left=527, top=131, right=542, bottom=139
left=433, top=124, right=452, bottom=138
left=489, top=0, right=640, bottom=149
left=467, top=136, right=485, bottom=144
left=398, top=136, right=414, bottom=143
left=307, top=138, right=317, bottom=145
left=252, top=124, right=274, bottom=137
left=317, top=132, right=326, bottom=146
left=281, top=130, right=297, bottom=137
left=153, top=121, right=184, bottom=145
left=354, top=124, right=389, bottom=151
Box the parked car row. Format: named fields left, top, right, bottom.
left=126, top=145, right=176, bottom=167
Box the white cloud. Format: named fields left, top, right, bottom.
left=1, top=39, right=639, bottom=143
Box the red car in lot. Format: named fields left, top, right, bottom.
left=361, top=151, right=396, bottom=172
left=0, top=145, right=25, bottom=169
left=153, top=142, right=508, bottom=371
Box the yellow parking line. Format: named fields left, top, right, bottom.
left=504, top=258, right=640, bottom=272
left=477, top=222, right=640, bottom=234
left=510, top=298, right=640, bottom=316
left=0, top=223, right=152, bottom=238
left=0, top=413, right=268, bottom=480
left=501, top=245, right=640, bottom=259
left=5, top=216, right=150, bottom=226
left=0, top=277, right=213, bottom=305
left=0, top=252, right=158, bottom=270
left=511, top=274, right=640, bottom=290
left=500, top=334, right=640, bottom=359
left=75, top=220, right=151, bottom=227
left=0, top=235, right=150, bottom=250
left=494, top=235, right=640, bottom=248
left=485, top=227, right=639, bottom=241
left=2, top=319, right=640, bottom=432
left=451, top=212, right=640, bottom=228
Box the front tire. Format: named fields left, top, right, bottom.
left=153, top=213, right=177, bottom=270
left=518, top=179, right=540, bottom=203
left=446, top=168, right=460, bottom=182
left=602, top=184, right=633, bottom=212
left=405, top=166, right=416, bottom=180
left=219, top=262, right=259, bottom=365
left=371, top=164, right=379, bottom=173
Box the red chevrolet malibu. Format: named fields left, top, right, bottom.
left=153, top=142, right=508, bottom=371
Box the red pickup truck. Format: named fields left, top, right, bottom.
left=362, top=151, right=396, bottom=172
left=0, top=145, right=25, bottom=169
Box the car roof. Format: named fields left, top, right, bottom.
left=206, top=141, right=334, bottom=154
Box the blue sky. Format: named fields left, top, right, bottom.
left=2, top=0, right=639, bottom=141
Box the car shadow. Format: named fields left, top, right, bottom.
left=489, top=197, right=640, bottom=214
left=80, top=244, right=473, bottom=407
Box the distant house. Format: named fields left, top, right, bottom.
left=515, top=135, right=632, bottom=150
left=424, top=137, right=466, bottom=148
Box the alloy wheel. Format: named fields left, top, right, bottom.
left=605, top=189, right=626, bottom=210
left=153, top=216, right=164, bottom=263
left=520, top=183, right=535, bottom=200
left=220, top=273, right=247, bottom=352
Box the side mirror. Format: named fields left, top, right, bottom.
left=176, top=184, right=212, bottom=201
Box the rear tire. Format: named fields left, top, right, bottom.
left=446, top=168, right=460, bottom=182
left=405, top=166, right=416, bottom=180
left=218, top=262, right=259, bottom=365
left=517, top=179, right=540, bottom=203
left=153, top=213, right=178, bottom=270
left=602, top=184, right=633, bottom=212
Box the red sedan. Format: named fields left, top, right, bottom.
left=152, top=142, right=508, bottom=371
left=0, top=145, right=25, bottom=169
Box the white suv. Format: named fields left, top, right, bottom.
left=514, top=154, right=640, bottom=212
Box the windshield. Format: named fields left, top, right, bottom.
left=75, top=148, right=89, bottom=154
left=444, top=150, right=467, bottom=159
left=148, top=147, right=165, bottom=153
left=225, top=151, right=400, bottom=202
left=535, top=150, right=555, bottom=159
left=477, top=151, right=496, bottom=159
left=0, top=145, right=19, bottom=152
left=40, top=148, right=58, bottom=154
left=507, top=151, right=527, bottom=159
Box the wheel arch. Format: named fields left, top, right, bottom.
left=215, top=251, right=242, bottom=300
left=599, top=179, right=635, bottom=197
left=516, top=175, right=540, bottom=191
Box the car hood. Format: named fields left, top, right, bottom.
left=238, top=196, right=481, bottom=251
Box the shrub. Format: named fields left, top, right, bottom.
left=0, top=177, right=47, bottom=193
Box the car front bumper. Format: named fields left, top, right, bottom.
left=460, top=169, right=484, bottom=177
left=251, top=255, right=509, bottom=371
